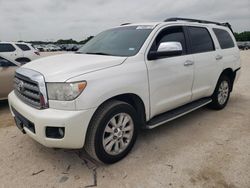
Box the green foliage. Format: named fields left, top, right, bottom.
left=234, top=31, right=250, bottom=41
left=79, top=36, right=94, bottom=44
left=21, top=36, right=94, bottom=45
left=55, top=36, right=94, bottom=44
left=56, top=39, right=78, bottom=44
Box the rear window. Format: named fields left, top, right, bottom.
left=187, top=26, right=215, bottom=54
left=213, top=28, right=235, bottom=49
left=0, top=43, right=16, bottom=52
left=31, top=44, right=37, bottom=50
left=16, top=44, right=31, bottom=51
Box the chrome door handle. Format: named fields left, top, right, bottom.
left=216, top=55, right=223, bottom=60
left=184, top=60, right=194, bottom=66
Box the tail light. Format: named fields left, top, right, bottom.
left=34, top=51, right=40, bottom=56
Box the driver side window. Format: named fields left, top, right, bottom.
left=150, top=26, right=187, bottom=55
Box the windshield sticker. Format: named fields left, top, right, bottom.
left=129, top=48, right=135, bottom=51
left=136, top=25, right=154, bottom=30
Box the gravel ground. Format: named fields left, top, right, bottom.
left=0, top=51, right=249, bottom=188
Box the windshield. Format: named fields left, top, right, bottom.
left=77, top=26, right=153, bottom=57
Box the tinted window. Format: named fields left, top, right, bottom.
left=213, top=28, right=235, bottom=49
left=188, top=27, right=215, bottom=53
left=16, top=44, right=31, bottom=51
left=0, top=57, right=16, bottom=67
left=31, top=44, right=37, bottom=50
left=0, top=44, right=16, bottom=52
left=151, top=26, right=187, bottom=55
left=77, top=26, right=152, bottom=57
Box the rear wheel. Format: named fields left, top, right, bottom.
left=209, top=75, right=231, bottom=110
left=15, top=57, right=31, bottom=64
left=85, top=100, right=138, bottom=164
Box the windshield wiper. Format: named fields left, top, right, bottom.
left=86, top=52, right=112, bottom=56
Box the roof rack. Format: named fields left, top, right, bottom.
left=164, top=17, right=233, bottom=33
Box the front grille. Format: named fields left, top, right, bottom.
left=14, top=72, right=43, bottom=109
left=14, top=73, right=41, bottom=108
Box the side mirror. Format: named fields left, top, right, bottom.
left=148, top=42, right=183, bottom=60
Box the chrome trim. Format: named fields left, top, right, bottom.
left=215, top=55, right=223, bottom=60
left=184, top=60, right=194, bottom=66
left=15, top=67, right=48, bottom=109
left=157, top=41, right=182, bottom=52
left=102, top=113, right=134, bottom=155
left=147, top=99, right=212, bottom=129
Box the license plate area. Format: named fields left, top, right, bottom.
left=14, top=116, right=26, bottom=134
left=12, top=107, right=36, bottom=134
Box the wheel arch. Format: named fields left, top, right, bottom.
left=219, top=68, right=236, bottom=92
left=90, top=93, right=147, bottom=129
left=15, top=57, right=31, bottom=63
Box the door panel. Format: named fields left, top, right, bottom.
left=0, top=43, right=20, bottom=63
left=191, top=52, right=220, bottom=100
left=146, top=26, right=194, bottom=118
left=186, top=26, right=220, bottom=100
left=146, top=55, right=194, bottom=117
left=15, top=44, right=32, bottom=60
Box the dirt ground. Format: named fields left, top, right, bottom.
left=0, top=51, right=250, bottom=188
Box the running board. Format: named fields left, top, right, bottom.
left=146, top=98, right=212, bottom=129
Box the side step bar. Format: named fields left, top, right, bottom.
left=146, top=98, right=212, bottom=129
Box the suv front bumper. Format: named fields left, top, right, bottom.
left=8, top=91, right=96, bottom=149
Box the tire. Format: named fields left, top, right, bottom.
left=84, top=100, right=138, bottom=164
left=209, top=75, right=231, bottom=110
left=15, top=57, right=31, bottom=63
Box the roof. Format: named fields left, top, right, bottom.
left=119, top=18, right=233, bottom=32
left=0, top=41, right=31, bottom=45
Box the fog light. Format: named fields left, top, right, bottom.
left=59, top=128, right=64, bottom=137
left=46, top=127, right=65, bottom=139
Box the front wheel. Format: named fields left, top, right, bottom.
left=209, top=75, right=231, bottom=110
left=85, top=100, right=138, bottom=164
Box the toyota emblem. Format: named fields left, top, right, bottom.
left=17, top=81, right=25, bottom=92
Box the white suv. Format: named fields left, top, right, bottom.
left=0, top=42, right=40, bottom=65
left=8, top=18, right=241, bottom=164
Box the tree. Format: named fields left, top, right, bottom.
left=56, top=39, right=78, bottom=44
left=79, top=36, right=94, bottom=44
left=234, top=31, right=250, bottom=41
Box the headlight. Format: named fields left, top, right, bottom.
left=47, top=81, right=87, bottom=101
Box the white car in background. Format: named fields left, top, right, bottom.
left=0, top=42, right=40, bottom=65
left=0, top=42, right=40, bottom=100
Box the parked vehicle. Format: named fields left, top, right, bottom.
left=0, top=42, right=40, bottom=100
left=0, top=58, right=21, bottom=100
left=34, top=45, right=45, bottom=52
left=237, top=41, right=250, bottom=50
left=52, top=45, right=62, bottom=51
left=61, top=44, right=81, bottom=51
left=8, top=18, right=241, bottom=164
left=0, top=42, right=40, bottom=64
left=45, top=44, right=62, bottom=52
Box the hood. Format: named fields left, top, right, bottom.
left=23, top=53, right=127, bottom=82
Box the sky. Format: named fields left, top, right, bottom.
left=0, top=0, right=250, bottom=41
